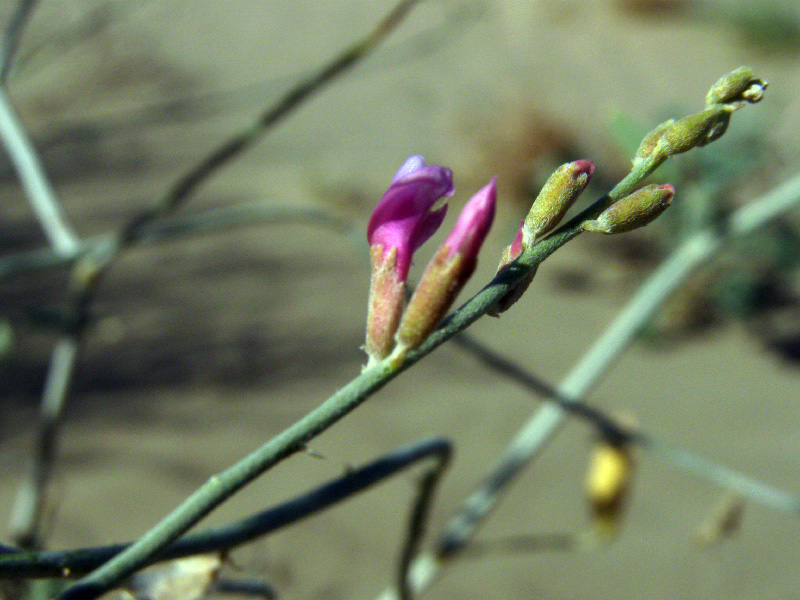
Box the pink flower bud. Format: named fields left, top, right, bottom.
left=365, top=156, right=454, bottom=364
left=367, top=155, right=454, bottom=281
left=395, top=178, right=497, bottom=353
left=488, top=220, right=536, bottom=316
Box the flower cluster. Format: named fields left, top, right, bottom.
left=365, top=156, right=495, bottom=366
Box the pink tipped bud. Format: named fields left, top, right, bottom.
left=395, top=179, right=497, bottom=353
left=523, top=160, right=594, bottom=246
left=488, top=221, right=536, bottom=316
left=497, top=220, right=524, bottom=272
left=441, top=177, right=496, bottom=263
left=705, top=66, right=768, bottom=108
left=584, top=184, right=674, bottom=234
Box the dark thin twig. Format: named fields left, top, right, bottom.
left=0, top=438, right=451, bottom=580
left=119, top=0, right=419, bottom=245
left=213, top=578, right=278, bottom=599
left=396, top=445, right=451, bottom=600
left=8, top=275, right=97, bottom=550
left=0, top=0, right=36, bottom=83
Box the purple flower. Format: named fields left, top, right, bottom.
left=364, top=156, right=454, bottom=365
left=367, top=155, right=454, bottom=281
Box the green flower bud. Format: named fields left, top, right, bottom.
left=632, top=118, right=675, bottom=168
left=583, top=184, right=674, bottom=234
left=522, top=160, right=594, bottom=247
left=705, top=66, right=768, bottom=108
left=656, top=106, right=731, bottom=156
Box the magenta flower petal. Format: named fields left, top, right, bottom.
left=367, top=156, right=454, bottom=280
left=395, top=177, right=497, bottom=354
left=443, top=176, right=497, bottom=262
left=391, top=154, right=426, bottom=183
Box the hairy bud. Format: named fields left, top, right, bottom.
left=583, top=184, right=674, bottom=234
left=705, top=66, right=768, bottom=108
left=657, top=107, right=731, bottom=157
left=522, top=160, right=594, bottom=247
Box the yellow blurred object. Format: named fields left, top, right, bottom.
left=585, top=440, right=634, bottom=542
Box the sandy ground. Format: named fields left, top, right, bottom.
left=1, top=1, right=800, bottom=599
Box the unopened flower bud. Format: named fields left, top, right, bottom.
left=656, top=106, right=731, bottom=157
left=488, top=221, right=537, bottom=316
left=522, top=160, right=594, bottom=247
left=585, top=438, right=634, bottom=540
left=396, top=178, right=496, bottom=354
left=364, top=156, right=453, bottom=365
left=705, top=66, right=768, bottom=108
left=583, top=184, right=674, bottom=234
left=632, top=119, right=674, bottom=168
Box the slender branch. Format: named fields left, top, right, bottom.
left=0, top=438, right=451, bottom=579
left=0, top=86, right=79, bottom=255
left=7, top=336, right=79, bottom=549
left=0, top=0, right=37, bottom=83
left=131, top=201, right=356, bottom=245
left=454, top=333, right=800, bottom=517
left=396, top=445, right=451, bottom=600
left=0, top=201, right=355, bottom=281
left=0, top=244, right=85, bottom=280
left=119, top=0, right=419, bottom=244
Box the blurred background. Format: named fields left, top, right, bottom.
left=1, top=1, right=799, bottom=598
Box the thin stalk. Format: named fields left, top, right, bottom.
left=0, top=0, right=37, bottom=83
left=0, top=86, right=79, bottom=255
left=8, top=337, right=79, bottom=550
left=119, top=0, right=419, bottom=244
left=0, top=438, right=451, bottom=580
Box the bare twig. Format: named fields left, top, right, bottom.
left=0, top=0, right=86, bottom=557
left=0, top=201, right=355, bottom=280
left=119, top=0, right=419, bottom=244
left=132, top=201, right=356, bottom=245
left=0, top=438, right=451, bottom=579
left=0, top=86, right=79, bottom=255
left=397, top=444, right=451, bottom=600
left=452, top=333, right=800, bottom=517
left=8, top=337, right=79, bottom=549
left=0, top=0, right=36, bottom=83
